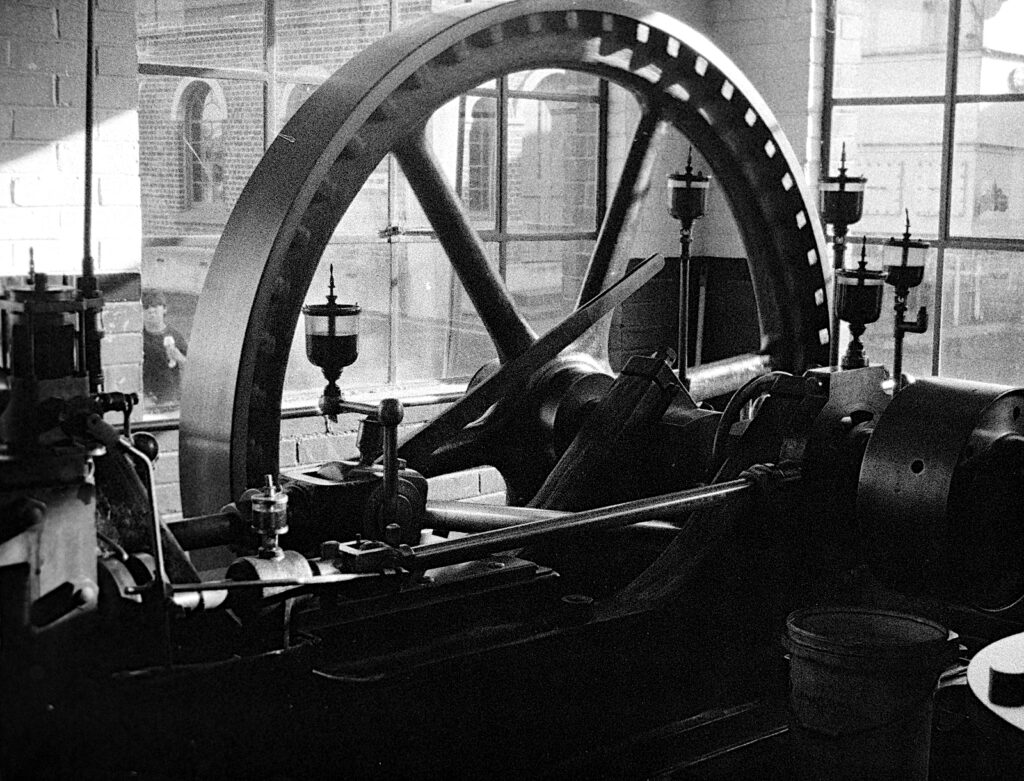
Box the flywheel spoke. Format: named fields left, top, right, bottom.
left=394, top=128, right=536, bottom=363
left=576, top=102, right=666, bottom=307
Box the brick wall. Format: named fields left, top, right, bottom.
left=150, top=421, right=508, bottom=522
left=0, top=0, right=142, bottom=276
left=0, top=0, right=144, bottom=394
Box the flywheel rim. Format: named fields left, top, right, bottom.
left=181, top=0, right=830, bottom=515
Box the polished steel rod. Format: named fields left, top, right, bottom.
left=424, top=502, right=565, bottom=532
left=410, top=471, right=795, bottom=571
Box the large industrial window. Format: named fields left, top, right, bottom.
left=822, top=0, right=1024, bottom=384
left=135, top=0, right=608, bottom=417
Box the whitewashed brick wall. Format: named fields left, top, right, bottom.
left=0, top=0, right=142, bottom=277
left=701, top=0, right=825, bottom=257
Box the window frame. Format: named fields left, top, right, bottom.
left=821, top=0, right=1024, bottom=376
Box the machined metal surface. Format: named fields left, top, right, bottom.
left=859, top=378, right=1024, bottom=577
left=181, top=0, right=830, bottom=515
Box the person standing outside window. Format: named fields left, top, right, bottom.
left=142, top=290, right=188, bottom=409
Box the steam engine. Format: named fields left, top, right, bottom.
left=1, top=1, right=1022, bottom=778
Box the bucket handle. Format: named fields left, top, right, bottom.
left=780, top=629, right=963, bottom=671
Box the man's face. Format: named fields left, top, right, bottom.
left=143, top=303, right=166, bottom=332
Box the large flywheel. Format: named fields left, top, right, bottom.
left=181, top=0, right=830, bottom=516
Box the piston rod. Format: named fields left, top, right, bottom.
left=408, top=464, right=799, bottom=571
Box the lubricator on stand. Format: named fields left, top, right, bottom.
left=884, top=211, right=929, bottom=391
left=835, top=238, right=884, bottom=371
left=292, top=266, right=426, bottom=549
left=819, top=144, right=867, bottom=369
left=667, top=148, right=710, bottom=388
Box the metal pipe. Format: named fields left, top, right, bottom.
left=83, top=0, right=94, bottom=266
left=141, top=571, right=379, bottom=595
left=278, top=388, right=466, bottom=422
left=80, top=0, right=103, bottom=393
left=379, top=398, right=402, bottom=529
left=409, top=471, right=796, bottom=571
left=424, top=502, right=565, bottom=532
left=166, top=511, right=235, bottom=550
left=687, top=353, right=771, bottom=401
left=677, top=229, right=691, bottom=386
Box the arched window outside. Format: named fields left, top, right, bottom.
left=182, top=83, right=226, bottom=208
left=466, top=97, right=496, bottom=213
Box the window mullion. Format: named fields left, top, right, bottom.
left=264, top=0, right=276, bottom=149
left=937, top=0, right=962, bottom=245
left=596, top=79, right=609, bottom=232
left=933, top=0, right=963, bottom=375
left=497, top=75, right=509, bottom=280
left=819, top=0, right=837, bottom=179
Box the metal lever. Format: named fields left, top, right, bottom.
left=377, top=398, right=404, bottom=540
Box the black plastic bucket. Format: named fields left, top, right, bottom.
left=784, top=607, right=955, bottom=781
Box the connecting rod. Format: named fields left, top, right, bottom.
left=406, top=463, right=800, bottom=571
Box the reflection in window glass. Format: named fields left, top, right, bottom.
left=138, top=76, right=263, bottom=236
left=940, top=249, right=1024, bottom=384
left=506, top=97, right=599, bottom=233
left=396, top=242, right=498, bottom=383
left=466, top=96, right=498, bottom=218
left=958, top=0, right=1024, bottom=95
left=183, top=84, right=226, bottom=207
left=276, top=0, right=391, bottom=81
left=139, top=245, right=214, bottom=416
left=833, top=0, right=949, bottom=98
left=510, top=68, right=601, bottom=96
left=505, top=240, right=592, bottom=336
left=399, top=92, right=499, bottom=231
left=337, top=158, right=391, bottom=236
left=828, top=104, right=945, bottom=238
left=138, top=3, right=609, bottom=416
left=847, top=241, right=934, bottom=381
left=277, top=82, right=320, bottom=128
left=136, top=0, right=264, bottom=70
left=949, top=102, right=1024, bottom=239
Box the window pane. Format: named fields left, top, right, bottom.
left=958, top=0, right=1024, bottom=94
left=506, top=97, right=600, bottom=233
left=136, top=1, right=264, bottom=70
left=283, top=243, right=392, bottom=406
left=395, top=0, right=436, bottom=29
left=507, top=68, right=600, bottom=96
left=852, top=241, right=935, bottom=381
left=395, top=241, right=498, bottom=383
left=139, top=76, right=264, bottom=238
left=140, top=245, right=213, bottom=417
left=606, top=83, right=640, bottom=207
left=276, top=80, right=323, bottom=128
left=276, top=0, right=391, bottom=81
left=506, top=239, right=594, bottom=336
left=828, top=104, right=944, bottom=238
left=948, top=102, right=1024, bottom=239
left=337, top=158, right=390, bottom=236
left=940, top=248, right=1024, bottom=383
left=398, top=95, right=498, bottom=232
left=833, top=0, right=950, bottom=98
